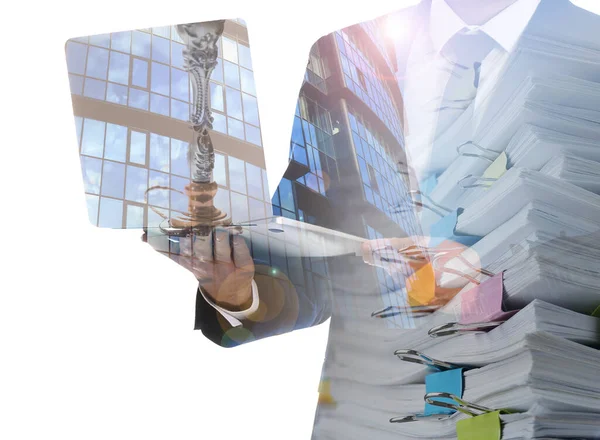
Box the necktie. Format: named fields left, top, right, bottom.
left=433, top=29, right=499, bottom=135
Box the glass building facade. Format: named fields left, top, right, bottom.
left=284, top=18, right=417, bottom=329
left=66, top=23, right=261, bottom=146
left=67, top=17, right=415, bottom=331
left=67, top=19, right=333, bottom=329
left=67, top=21, right=267, bottom=237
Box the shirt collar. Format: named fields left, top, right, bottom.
left=429, top=0, right=542, bottom=54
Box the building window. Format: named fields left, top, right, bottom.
left=334, top=30, right=404, bottom=145
left=66, top=22, right=263, bottom=146
left=348, top=107, right=418, bottom=236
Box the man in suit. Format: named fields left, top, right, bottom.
left=146, top=0, right=600, bottom=348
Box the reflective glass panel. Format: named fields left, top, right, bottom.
left=101, top=161, right=126, bottom=198
left=80, top=155, right=102, bottom=194
left=98, top=197, right=123, bottom=228
left=225, top=87, right=243, bottom=120
left=104, top=123, right=127, bottom=162
left=81, top=119, right=105, bottom=158
left=106, top=83, right=128, bottom=105
left=126, top=205, right=145, bottom=228
left=83, top=78, right=106, bottom=100
left=129, top=131, right=147, bottom=165
left=152, top=35, right=170, bottom=64
left=238, top=43, right=252, bottom=70
left=222, top=37, right=238, bottom=63
left=66, top=41, right=87, bottom=75
left=228, top=157, right=246, bottom=194
left=111, top=31, right=131, bottom=53
left=132, top=58, right=148, bottom=88
left=125, top=165, right=148, bottom=203
left=86, top=46, right=109, bottom=80
left=108, top=51, right=130, bottom=85
left=151, top=62, right=170, bottom=95
left=149, top=133, right=170, bottom=171
left=132, top=31, right=151, bottom=58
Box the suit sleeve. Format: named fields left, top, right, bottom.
left=194, top=264, right=332, bottom=348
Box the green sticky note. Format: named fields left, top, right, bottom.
left=456, top=411, right=501, bottom=440
left=482, top=152, right=508, bottom=189
left=592, top=305, right=600, bottom=317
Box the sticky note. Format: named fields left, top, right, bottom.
left=456, top=411, right=502, bottom=440
left=429, top=208, right=481, bottom=248
left=318, top=379, right=335, bottom=405
left=406, top=263, right=436, bottom=306
left=481, top=152, right=508, bottom=189
left=420, top=173, right=438, bottom=196
left=460, top=272, right=518, bottom=325
left=424, top=368, right=464, bottom=415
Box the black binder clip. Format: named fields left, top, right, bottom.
left=456, top=140, right=496, bottom=162
left=424, top=392, right=496, bottom=417
left=389, top=413, right=452, bottom=423
left=427, top=320, right=507, bottom=338
left=394, top=190, right=452, bottom=218
left=371, top=304, right=440, bottom=319
left=393, top=349, right=459, bottom=371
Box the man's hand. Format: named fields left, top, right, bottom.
left=360, top=236, right=476, bottom=306
left=360, top=236, right=472, bottom=280
left=145, top=229, right=255, bottom=310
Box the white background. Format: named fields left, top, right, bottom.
left=0, top=1, right=598, bottom=439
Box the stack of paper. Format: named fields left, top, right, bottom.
left=325, top=333, right=600, bottom=414
left=311, top=19, right=600, bottom=440
left=421, top=33, right=600, bottom=178
left=313, top=305, right=600, bottom=440
left=456, top=168, right=600, bottom=236
left=421, top=75, right=600, bottom=231
left=322, top=300, right=600, bottom=386
left=540, top=153, right=600, bottom=194
left=314, top=411, right=600, bottom=440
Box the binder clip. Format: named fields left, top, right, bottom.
left=371, top=243, right=430, bottom=264
left=389, top=413, right=452, bottom=423
left=456, top=141, right=496, bottom=162
left=394, top=190, right=452, bottom=218
left=391, top=369, right=465, bottom=423
left=371, top=304, right=439, bottom=319
left=424, top=392, right=496, bottom=417
left=458, top=150, right=507, bottom=190
left=393, top=349, right=458, bottom=371
left=427, top=320, right=507, bottom=338
left=458, top=174, right=498, bottom=189
left=431, top=253, right=495, bottom=286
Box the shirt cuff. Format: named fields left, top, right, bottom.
left=199, top=279, right=260, bottom=328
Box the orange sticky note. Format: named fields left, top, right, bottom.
left=406, top=263, right=436, bottom=306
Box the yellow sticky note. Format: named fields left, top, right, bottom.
left=407, top=263, right=436, bottom=306
left=481, top=152, right=508, bottom=189
left=318, top=379, right=336, bottom=405
left=456, top=411, right=502, bottom=440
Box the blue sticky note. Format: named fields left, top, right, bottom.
left=420, top=173, right=438, bottom=197
left=424, top=368, right=464, bottom=415
left=428, top=208, right=481, bottom=248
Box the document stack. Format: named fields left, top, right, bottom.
left=314, top=302, right=600, bottom=439
left=311, top=34, right=600, bottom=440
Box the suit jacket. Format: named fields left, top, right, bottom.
left=195, top=0, right=600, bottom=348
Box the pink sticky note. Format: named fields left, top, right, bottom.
left=459, top=272, right=518, bottom=325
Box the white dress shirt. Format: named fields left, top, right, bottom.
left=402, top=0, right=542, bottom=182
left=200, top=279, right=260, bottom=328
